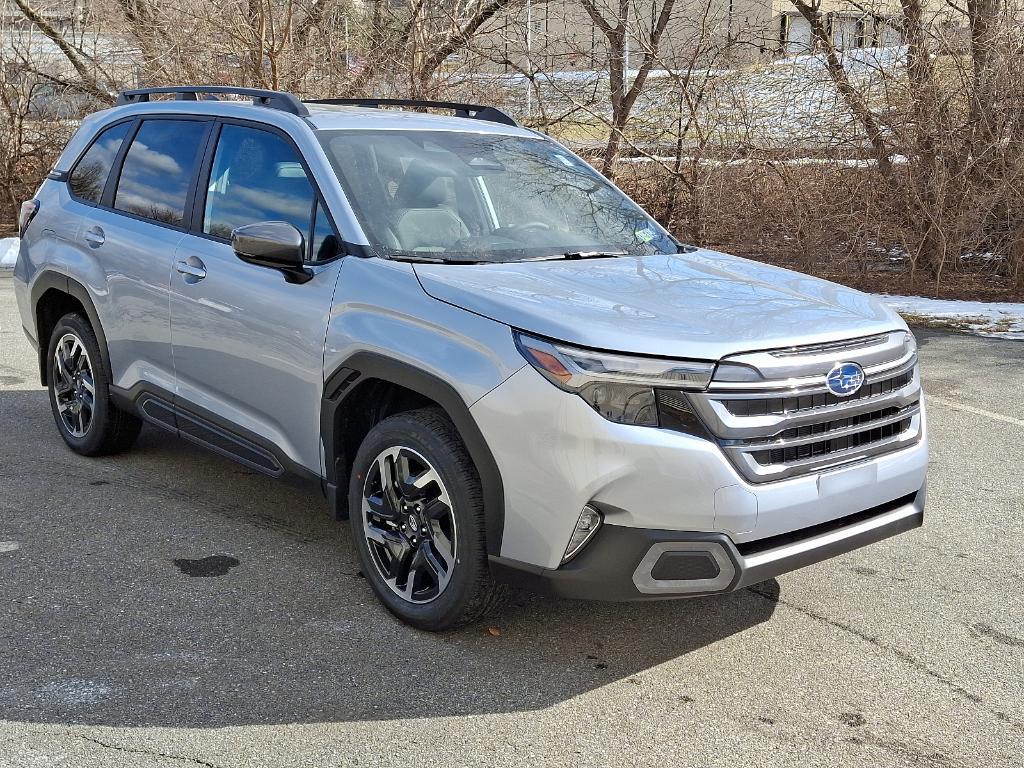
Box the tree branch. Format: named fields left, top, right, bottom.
left=10, top=0, right=113, bottom=104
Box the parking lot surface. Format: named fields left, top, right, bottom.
left=0, top=278, right=1022, bottom=767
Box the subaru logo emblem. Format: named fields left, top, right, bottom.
left=826, top=362, right=865, bottom=397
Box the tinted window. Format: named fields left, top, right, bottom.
left=69, top=121, right=132, bottom=203
left=203, top=125, right=315, bottom=242
left=311, top=200, right=338, bottom=261
left=114, top=120, right=208, bottom=226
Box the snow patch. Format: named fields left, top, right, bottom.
left=879, top=295, right=1024, bottom=340
left=0, top=237, right=18, bottom=270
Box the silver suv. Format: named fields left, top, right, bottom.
left=13, top=87, right=927, bottom=630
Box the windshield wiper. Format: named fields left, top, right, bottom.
left=384, top=249, right=632, bottom=265
left=525, top=250, right=630, bottom=262
left=384, top=252, right=482, bottom=265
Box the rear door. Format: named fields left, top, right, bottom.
left=168, top=120, right=344, bottom=475
left=73, top=116, right=212, bottom=393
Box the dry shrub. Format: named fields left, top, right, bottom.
left=618, top=157, right=1022, bottom=299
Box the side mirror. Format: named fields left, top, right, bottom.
left=231, top=221, right=312, bottom=283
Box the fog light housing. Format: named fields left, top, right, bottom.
left=562, top=505, right=603, bottom=563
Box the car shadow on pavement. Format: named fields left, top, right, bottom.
left=0, top=389, right=777, bottom=728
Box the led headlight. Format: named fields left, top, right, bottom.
left=514, top=331, right=715, bottom=427
left=904, top=329, right=918, bottom=355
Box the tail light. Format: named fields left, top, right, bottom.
left=18, top=199, right=39, bottom=237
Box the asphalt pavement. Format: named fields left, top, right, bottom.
left=0, top=277, right=1022, bottom=767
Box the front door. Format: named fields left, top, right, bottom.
left=168, top=121, right=343, bottom=475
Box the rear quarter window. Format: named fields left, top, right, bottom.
left=68, top=121, right=133, bottom=204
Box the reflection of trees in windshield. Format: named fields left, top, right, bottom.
left=320, top=130, right=674, bottom=261
left=480, top=148, right=652, bottom=249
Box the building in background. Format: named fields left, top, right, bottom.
left=477, top=0, right=965, bottom=72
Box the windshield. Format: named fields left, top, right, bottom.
left=317, top=130, right=678, bottom=263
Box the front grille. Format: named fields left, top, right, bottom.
left=776, top=405, right=902, bottom=440
left=685, top=331, right=923, bottom=482
left=752, top=416, right=914, bottom=466
left=722, top=369, right=913, bottom=417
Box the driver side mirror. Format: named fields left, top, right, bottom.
left=231, top=221, right=312, bottom=284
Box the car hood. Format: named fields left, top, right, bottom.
left=413, top=249, right=905, bottom=360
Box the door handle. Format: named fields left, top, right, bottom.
left=175, top=258, right=207, bottom=280
left=83, top=226, right=105, bottom=248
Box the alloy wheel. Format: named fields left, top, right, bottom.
left=361, top=446, right=457, bottom=604
left=52, top=332, right=95, bottom=439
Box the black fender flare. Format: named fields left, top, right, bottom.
left=321, top=351, right=505, bottom=556
left=30, top=271, right=112, bottom=386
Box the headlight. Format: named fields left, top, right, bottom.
left=904, top=329, right=917, bottom=356
left=514, top=331, right=715, bottom=427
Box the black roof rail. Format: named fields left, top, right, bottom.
left=303, top=98, right=518, bottom=127
left=116, top=86, right=310, bottom=117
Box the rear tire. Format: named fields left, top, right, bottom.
left=46, top=312, right=142, bottom=456
left=348, top=407, right=503, bottom=630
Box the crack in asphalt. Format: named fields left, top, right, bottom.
left=71, top=733, right=226, bottom=768
left=747, top=586, right=1024, bottom=734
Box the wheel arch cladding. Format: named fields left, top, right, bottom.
left=31, top=272, right=111, bottom=387
left=322, top=351, right=505, bottom=556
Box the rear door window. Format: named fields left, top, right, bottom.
left=69, top=121, right=133, bottom=203
left=113, top=119, right=209, bottom=227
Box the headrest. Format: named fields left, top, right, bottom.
left=395, top=159, right=452, bottom=208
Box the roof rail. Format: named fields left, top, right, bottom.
left=303, top=98, right=518, bottom=127
left=116, top=86, right=309, bottom=117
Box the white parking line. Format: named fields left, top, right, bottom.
left=928, top=395, right=1024, bottom=428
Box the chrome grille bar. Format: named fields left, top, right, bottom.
left=725, top=403, right=920, bottom=450
left=687, top=331, right=923, bottom=483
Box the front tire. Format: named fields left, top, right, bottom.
left=348, top=408, right=502, bottom=630
left=46, top=312, right=142, bottom=456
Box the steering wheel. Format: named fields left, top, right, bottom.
left=493, top=221, right=551, bottom=239
left=513, top=221, right=551, bottom=232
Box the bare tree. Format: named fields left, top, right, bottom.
left=580, top=0, right=679, bottom=174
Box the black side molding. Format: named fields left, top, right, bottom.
left=321, top=352, right=506, bottom=556
left=111, top=383, right=320, bottom=483
left=30, top=271, right=113, bottom=386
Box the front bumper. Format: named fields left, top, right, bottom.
left=471, top=365, right=928, bottom=570
left=490, top=487, right=925, bottom=600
